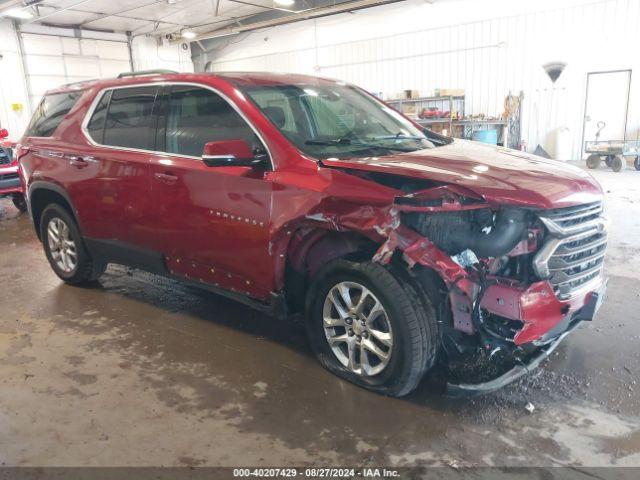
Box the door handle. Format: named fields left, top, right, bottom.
left=154, top=172, right=178, bottom=184
left=68, top=155, right=89, bottom=168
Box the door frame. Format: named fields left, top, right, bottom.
left=580, top=69, right=632, bottom=157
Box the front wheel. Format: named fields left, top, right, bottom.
left=586, top=154, right=601, bottom=169
left=634, top=156, right=640, bottom=171
left=40, top=204, right=105, bottom=284
left=305, top=260, right=437, bottom=397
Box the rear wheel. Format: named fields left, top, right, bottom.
left=586, top=154, right=601, bottom=169
left=610, top=155, right=625, bottom=172
left=40, top=204, right=105, bottom=284
left=11, top=194, right=27, bottom=213
left=305, top=260, right=437, bottom=397
left=634, top=156, right=640, bottom=171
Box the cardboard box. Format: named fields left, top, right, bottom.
left=436, top=88, right=465, bottom=97
left=401, top=105, right=417, bottom=117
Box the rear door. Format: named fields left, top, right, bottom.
left=79, top=85, right=159, bottom=248
left=147, top=84, right=274, bottom=299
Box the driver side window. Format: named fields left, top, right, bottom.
left=161, top=85, right=263, bottom=158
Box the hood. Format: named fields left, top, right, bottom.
left=321, top=140, right=603, bottom=209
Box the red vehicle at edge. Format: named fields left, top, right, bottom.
left=0, top=128, right=27, bottom=212
left=18, top=71, right=608, bottom=396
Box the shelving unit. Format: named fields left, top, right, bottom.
left=386, top=95, right=508, bottom=146
left=386, top=95, right=465, bottom=134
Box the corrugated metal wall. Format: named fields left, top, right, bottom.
left=208, top=0, right=640, bottom=159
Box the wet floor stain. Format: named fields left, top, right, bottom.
left=0, top=169, right=639, bottom=467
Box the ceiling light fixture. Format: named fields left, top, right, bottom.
left=274, top=0, right=295, bottom=6
left=0, top=8, right=33, bottom=19
left=181, top=30, right=197, bottom=39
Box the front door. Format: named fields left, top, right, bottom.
left=582, top=70, right=631, bottom=153
left=148, top=84, right=274, bottom=299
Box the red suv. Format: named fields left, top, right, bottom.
left=1, top=128, right=27, bottom=212
left=19, top=71, right=608, bottom=396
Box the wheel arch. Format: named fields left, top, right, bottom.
left=28, top=182, right=79, bottom=240
left=283, top=228, right=378, bottom=314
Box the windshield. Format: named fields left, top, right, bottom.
left=242, top=83, right=435, bottom=159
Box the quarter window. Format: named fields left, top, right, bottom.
left=163, top=85, right=262, bottom=158
left=26, top=91, right=82, bottom=138
left=86, top=90, right=112, bottom=145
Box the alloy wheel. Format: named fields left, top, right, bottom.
left=322, top=281, right=393, bottom=376
left=47, top=217, right=78, bottom=273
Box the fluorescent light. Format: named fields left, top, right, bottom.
left=1, top=8, right=33, bottom=19
left=274, top=0, right=295, bottom=6
left=181, top=30, right=197, bottom=39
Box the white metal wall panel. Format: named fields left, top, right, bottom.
left=209, top=0, right=640, bottom=159
left=0, top=20, right=30, bottom=139
left=21, top=33, right=130, bottom=107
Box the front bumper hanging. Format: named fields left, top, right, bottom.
left=446, top=281, right=606, bottom=397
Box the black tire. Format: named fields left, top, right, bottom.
left=634, top=156, right=640, bottom=171
left=40, top=204, right=105, bottom=284
left=586, top=154, right=601, bottom=169
left=305, top=259, right=437, bottom=397
left=12, top=194, right=27, bottom=213
left=610, top=155, right=624, bottom=172
left=605, top=155, right=614, bottom=167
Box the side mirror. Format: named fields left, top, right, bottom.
left=202, top=139, right=265, bottom=167
left=0, top=129, right=8, bottom=139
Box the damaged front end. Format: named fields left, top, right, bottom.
left=369, top=185, right=608, bottom=395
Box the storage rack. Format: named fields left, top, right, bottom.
left=386, top=95, right=464, bottom=134
left=386, top=95, right=508, bottom=145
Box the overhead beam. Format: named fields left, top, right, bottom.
left=24, top=0, right=95, bottom=24
left=130, top=0, right=229, bottom=35
left=186, top=0, right=407, bottom=41
left=78, top=0, right=170, bottom=26
left=0, top=1, right=34, bottom=15
left=130, top=2, right=251, bottom=36
left=226, top=0, right=302, bottom=14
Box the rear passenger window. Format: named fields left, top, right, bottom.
left=26, top=91, right=82, bottom=137
left=163, top=86, right=261, bottom=157
left=102, top=86, right=158, bottom=150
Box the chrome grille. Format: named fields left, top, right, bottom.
left=534, top=202, right=607, bottom=299
left=538, top=201, right=603, bottom=235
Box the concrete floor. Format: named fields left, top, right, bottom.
left=0, top=167, right=639, bottom=468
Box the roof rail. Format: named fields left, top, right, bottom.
left=60, top=78, right=100, bottom=88
left=117, top=69, right=178, bottom=78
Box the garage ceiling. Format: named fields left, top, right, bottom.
left=0, top=0, right=397, bottom=40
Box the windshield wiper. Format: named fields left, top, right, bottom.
left=371, top=133, right=427, bottom=141
left=305, top=138, right=352, bottom=146
left=304, top=137, right=417, bottom=152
